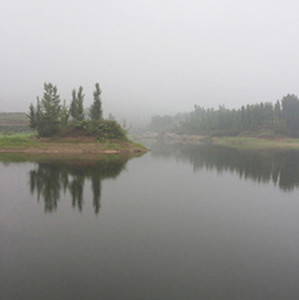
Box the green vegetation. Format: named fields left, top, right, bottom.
left=89, top=83, right=103, bottom=121
left=69, top=86, right=85, bottom=121
left=151, top=94, right=299, bottom=138
left=28, top=82, right=126, bottom=140
left=0, top=132, right=147, bottom=154
left=0, top=133, right=41, bottom=149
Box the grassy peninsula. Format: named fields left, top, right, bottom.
left=0, top=133, right=147, bottom=155
left=0, top=83, right=147, bottom=155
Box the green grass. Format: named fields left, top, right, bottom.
left=102, top=140, right=122, bottom=150
left=0, top=133, right=40, bottom=149
left=0, top=133, right=148, bottom=155
left=131, top=142, right=148, bottom=149
left=213, top=136, right=299, bottom=150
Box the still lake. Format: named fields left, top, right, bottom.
left=1, top=142, right=299, bottom=300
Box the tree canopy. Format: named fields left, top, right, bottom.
left=29, top=83, right=62, bottom=137
left=150, top=94, right=299, bottom=137
left=28, top=82, right=126, bottom=139
left=69, top=86, right=85, bottom=121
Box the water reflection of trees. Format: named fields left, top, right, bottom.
left=150, top=142, right=299, bottom=191
left=29, top=157, right=128, bottom=213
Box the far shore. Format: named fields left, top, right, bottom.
left=138, top=132, right=299, bottom=150
left=212, top=136, right=299, bottom=150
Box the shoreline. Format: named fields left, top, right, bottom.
left=0, top=136, right=148, bottom=155
left=212, top=136, right=299, bottom=150
left=137, top=132, right=299, bottom=150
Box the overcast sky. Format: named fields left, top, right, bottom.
left=1, top=0, right=299, bottom=121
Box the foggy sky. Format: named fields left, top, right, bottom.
left=1, top=0, right=299, bottom=121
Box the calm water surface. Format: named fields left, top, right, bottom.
left=1, top=143, right=299, bottom=300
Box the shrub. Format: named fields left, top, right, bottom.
left=98, top=120, right=127, bottom=139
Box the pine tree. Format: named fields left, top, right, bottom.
left=90, top=83, right=103, bottom=121
left=274, top=100, right=282, bottom=120
left=77, top=86, right=85, bottom=121
left=60, top=100, right=69, bottom=129
left=69, top=86, right=85, bottom=121
left=28, top=103, right=36, bottom=129
left=69, top=89, right=78, bottom=120
left=36, top=97, right=42, bottom=130
left=281, top=94, right=299, bottom=136
left=37, top=82, right=62, bottom=137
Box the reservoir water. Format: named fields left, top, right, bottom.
left=1, top=143, right=299, bottom=300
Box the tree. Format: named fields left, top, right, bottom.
left=28, top=103, right=36, bottom=129
left=274, top=100, right=282, bottom=120
left=108, top=113, right=115, bottom=121
left=60, top=100, right=69, bottom=129
left=77, top=86, right=85, bottom=121
left=281, top=94, right=299, bottom=136
left=35, top=97, right=42, bottom=130
left=37, top=82, right=62, bottom=137
left=90, top=83, right=103, bottom=121
left=69, top=86, right=85, bottom=121
left=28, top=82, right=127, bottom=139
left=69, top=89, right=78, bottom=120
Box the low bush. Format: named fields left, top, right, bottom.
left=98, top=120, right=126, bottom=139
left=55, top=119, right=127, bottom=140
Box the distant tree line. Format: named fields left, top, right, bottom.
left=150, top=94, right=299, bottom=137
left=28, top=82, right=126, bottom=139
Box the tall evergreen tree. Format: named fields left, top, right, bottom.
left=69, top=89, right=78, bottom=120
left=69, top=86, right=85, bottom=121
left=35, top=97, right=42, bottom=130
left=28, top=103, right=36, bottom=129
left=274, top=100, right=281, bottom=120
left=77, top=86, right=85, bottom=121
left=90, top=83, right=103, bottom=121
left=38, top=83, right=62, bottom=137
left=28, top=82, right=126, bottom=139
left=60, top=100, right=69, bottom=129
left=281, top=94, right=299, bottom=136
